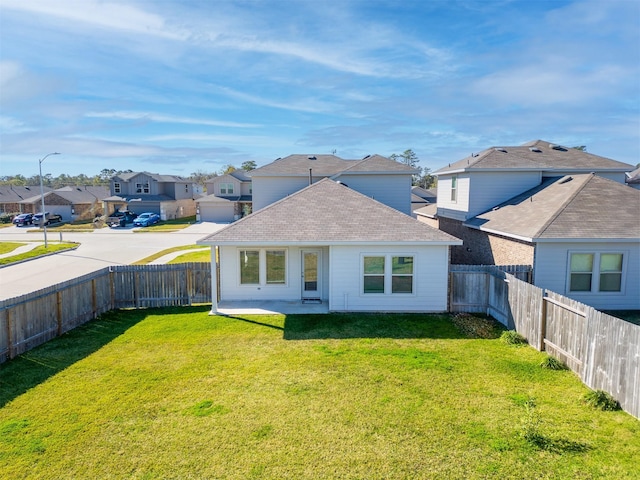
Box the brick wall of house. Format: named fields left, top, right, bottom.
left=438, top=217, right=534, bottom=265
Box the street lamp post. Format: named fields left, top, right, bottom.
left=39, top=152, right=60, bottom=248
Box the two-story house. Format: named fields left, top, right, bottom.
left=196, top=170, right=252, bottom=223
left=249, top=154, right=418, bottom=215
left=420, top=140, right=639, bottom=310
left=104, top=172, right=196, bottom=220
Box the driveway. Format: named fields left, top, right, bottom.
left=0, top=222, right=224, bottom=300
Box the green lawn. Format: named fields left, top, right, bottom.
left=0, top=242, right=26, bottom=255
left=0, top=242, right=78, bottom=266
left=132, top=244, right=207, bottom=265
left=1, top=310, right=638, bottom=479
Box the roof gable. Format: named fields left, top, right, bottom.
left=199, top=178, right=460, bottom=245
left=338, top=154, right=418, bottom=174
left=114, top=171, right=187, bottom=183
left=465, top=174, right=640, bottom=240
left=249, top=153, right=416, bottom=177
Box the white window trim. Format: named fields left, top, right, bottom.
left=360, top=253, right=416, bottom=296
left=220, top=183, right=234, bottom=195
left=136, top=183, right=143, bottom=193
left=238, top=248, right=288, bottom=287
left=114, top=182, right=121, bottom=194
left=566, top=250, right=627, bottom=295
left=450, top=175, right=458, bottom=203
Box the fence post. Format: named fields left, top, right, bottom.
left=187, top=266, right=193, bottom=306
left=109, top=267, right=115, bottom=310
left=6, top=308, right=15, bottom=360
left=92, top=278, right=97, bottom=318
left=539, top=289, right=547, bottom=351
left=134, top=271, right=140, bottom=309
left=56, top=291, right=63, bottom=336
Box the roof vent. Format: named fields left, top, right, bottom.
left=558, top=176, right=573, bottom=184
left=307, top=156, right=317, bottom=160
left=529, top=147, right=542, bottom=153
left=495, top=148, right=507, bottom=153
left=549, top=144, right=567, bottom=151
left=362, top=154, right=371, bottom=159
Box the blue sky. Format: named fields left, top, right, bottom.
left=1, top=0, right=638, bottom=179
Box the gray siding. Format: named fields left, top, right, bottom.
left=534, top=242, right=640, bottom=310
left=333, top=173, right=413, bottom=215
left=252, top=177, right=312, bottom=211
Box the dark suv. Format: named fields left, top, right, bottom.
left=13, top=213, right=34, bottom=226
left=33, top=212, right=63, bottom=226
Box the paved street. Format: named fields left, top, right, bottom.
left=0, top=222, right=224, bottom=300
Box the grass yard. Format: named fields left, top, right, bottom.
left=0, top=242, right=78, bottom=266
left=0, top=242, right=26, bottom=255
left=1, top=309, right=638, bottom=479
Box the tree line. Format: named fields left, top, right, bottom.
left=0, top=154, right=438, bottom=189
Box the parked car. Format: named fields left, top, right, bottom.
left=32, top=212, right=63, bottom=226
left=106, top=210, right=138, bottom=228
left=12, top=213, right=34, bottom=226
left=133, top=212, right=160, bottom=227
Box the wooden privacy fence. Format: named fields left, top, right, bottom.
left=0, top=263, right=211, bottom=363
left=450, top=265, right=640, bottom=419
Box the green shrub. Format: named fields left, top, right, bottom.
left=540, top=356, right=567, bottom=370
left=583, top=390, right=620, bottom=411
left=500, top=330, right=528, bottom=346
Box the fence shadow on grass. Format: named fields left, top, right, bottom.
left=283, top=313, right=469, bottom=340
left=0, top=305, right=208, bottom=408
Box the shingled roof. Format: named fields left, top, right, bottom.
left=198, top=178, right=461, bottom=246
left=435, top=140, right=633, bottom=174
left=464, top=174, right=640, bottom=241
left=114, top=171, right=188, bottom=182
left=249, top=154, right=416, bottom=177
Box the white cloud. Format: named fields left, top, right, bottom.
left=0, top=0, right=187, bottom=39
left=85, top=111, right=260, bottom=129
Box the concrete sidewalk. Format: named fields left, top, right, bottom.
left=0, top=242, right=41, bottom=259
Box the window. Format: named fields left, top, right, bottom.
left=136, top=183, right=143, bottom=193
left=570, top=253, right=593, bottom=292
left=599, top=254, right=623, bottom=292
left=240, top=250, right=260, bottom=284
left=363, top=255, right=414, bottom=294
left=220, top=183, right=234, bottom=195
left=266, top=250, right=286, bottom=284
left=239, top=249, right=287, bottom=286
left=143, top=183, right=150, bottom=193
left=569, top=252, right=623, bottom=293
left=364, top=256, right=385, bottom=293
left=392, top=256, right=414, bottom=293
left=184, top=184, right=189, bottom=193
left=450, top=175, right=457, bottom=202
left=114, top=182, right=121, bottom=194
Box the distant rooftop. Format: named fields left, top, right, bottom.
left=435, top=140, right=633, bottom=175
left=249, top=154, right=417, bottom=177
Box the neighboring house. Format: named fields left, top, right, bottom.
left=18, top=185, right=109, bottom=222
left=411, top=186, right=437, bottom=215
left=104, top=172, right=196, bottom=220
left=249, top=154, right=418, bottom=215
left=430, top=140, right=634, bottom=264
left=198, top=178, right=461, bottom=313
left=0, top=185, right=52, bottom=215
left=462, top=174, right=640, bottom=310
left=626, top=167, right=640, bottom=190
left=197, top=170, right=252, bottom=223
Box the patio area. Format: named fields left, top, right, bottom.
left=214, top=300, right=330, bottom=315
